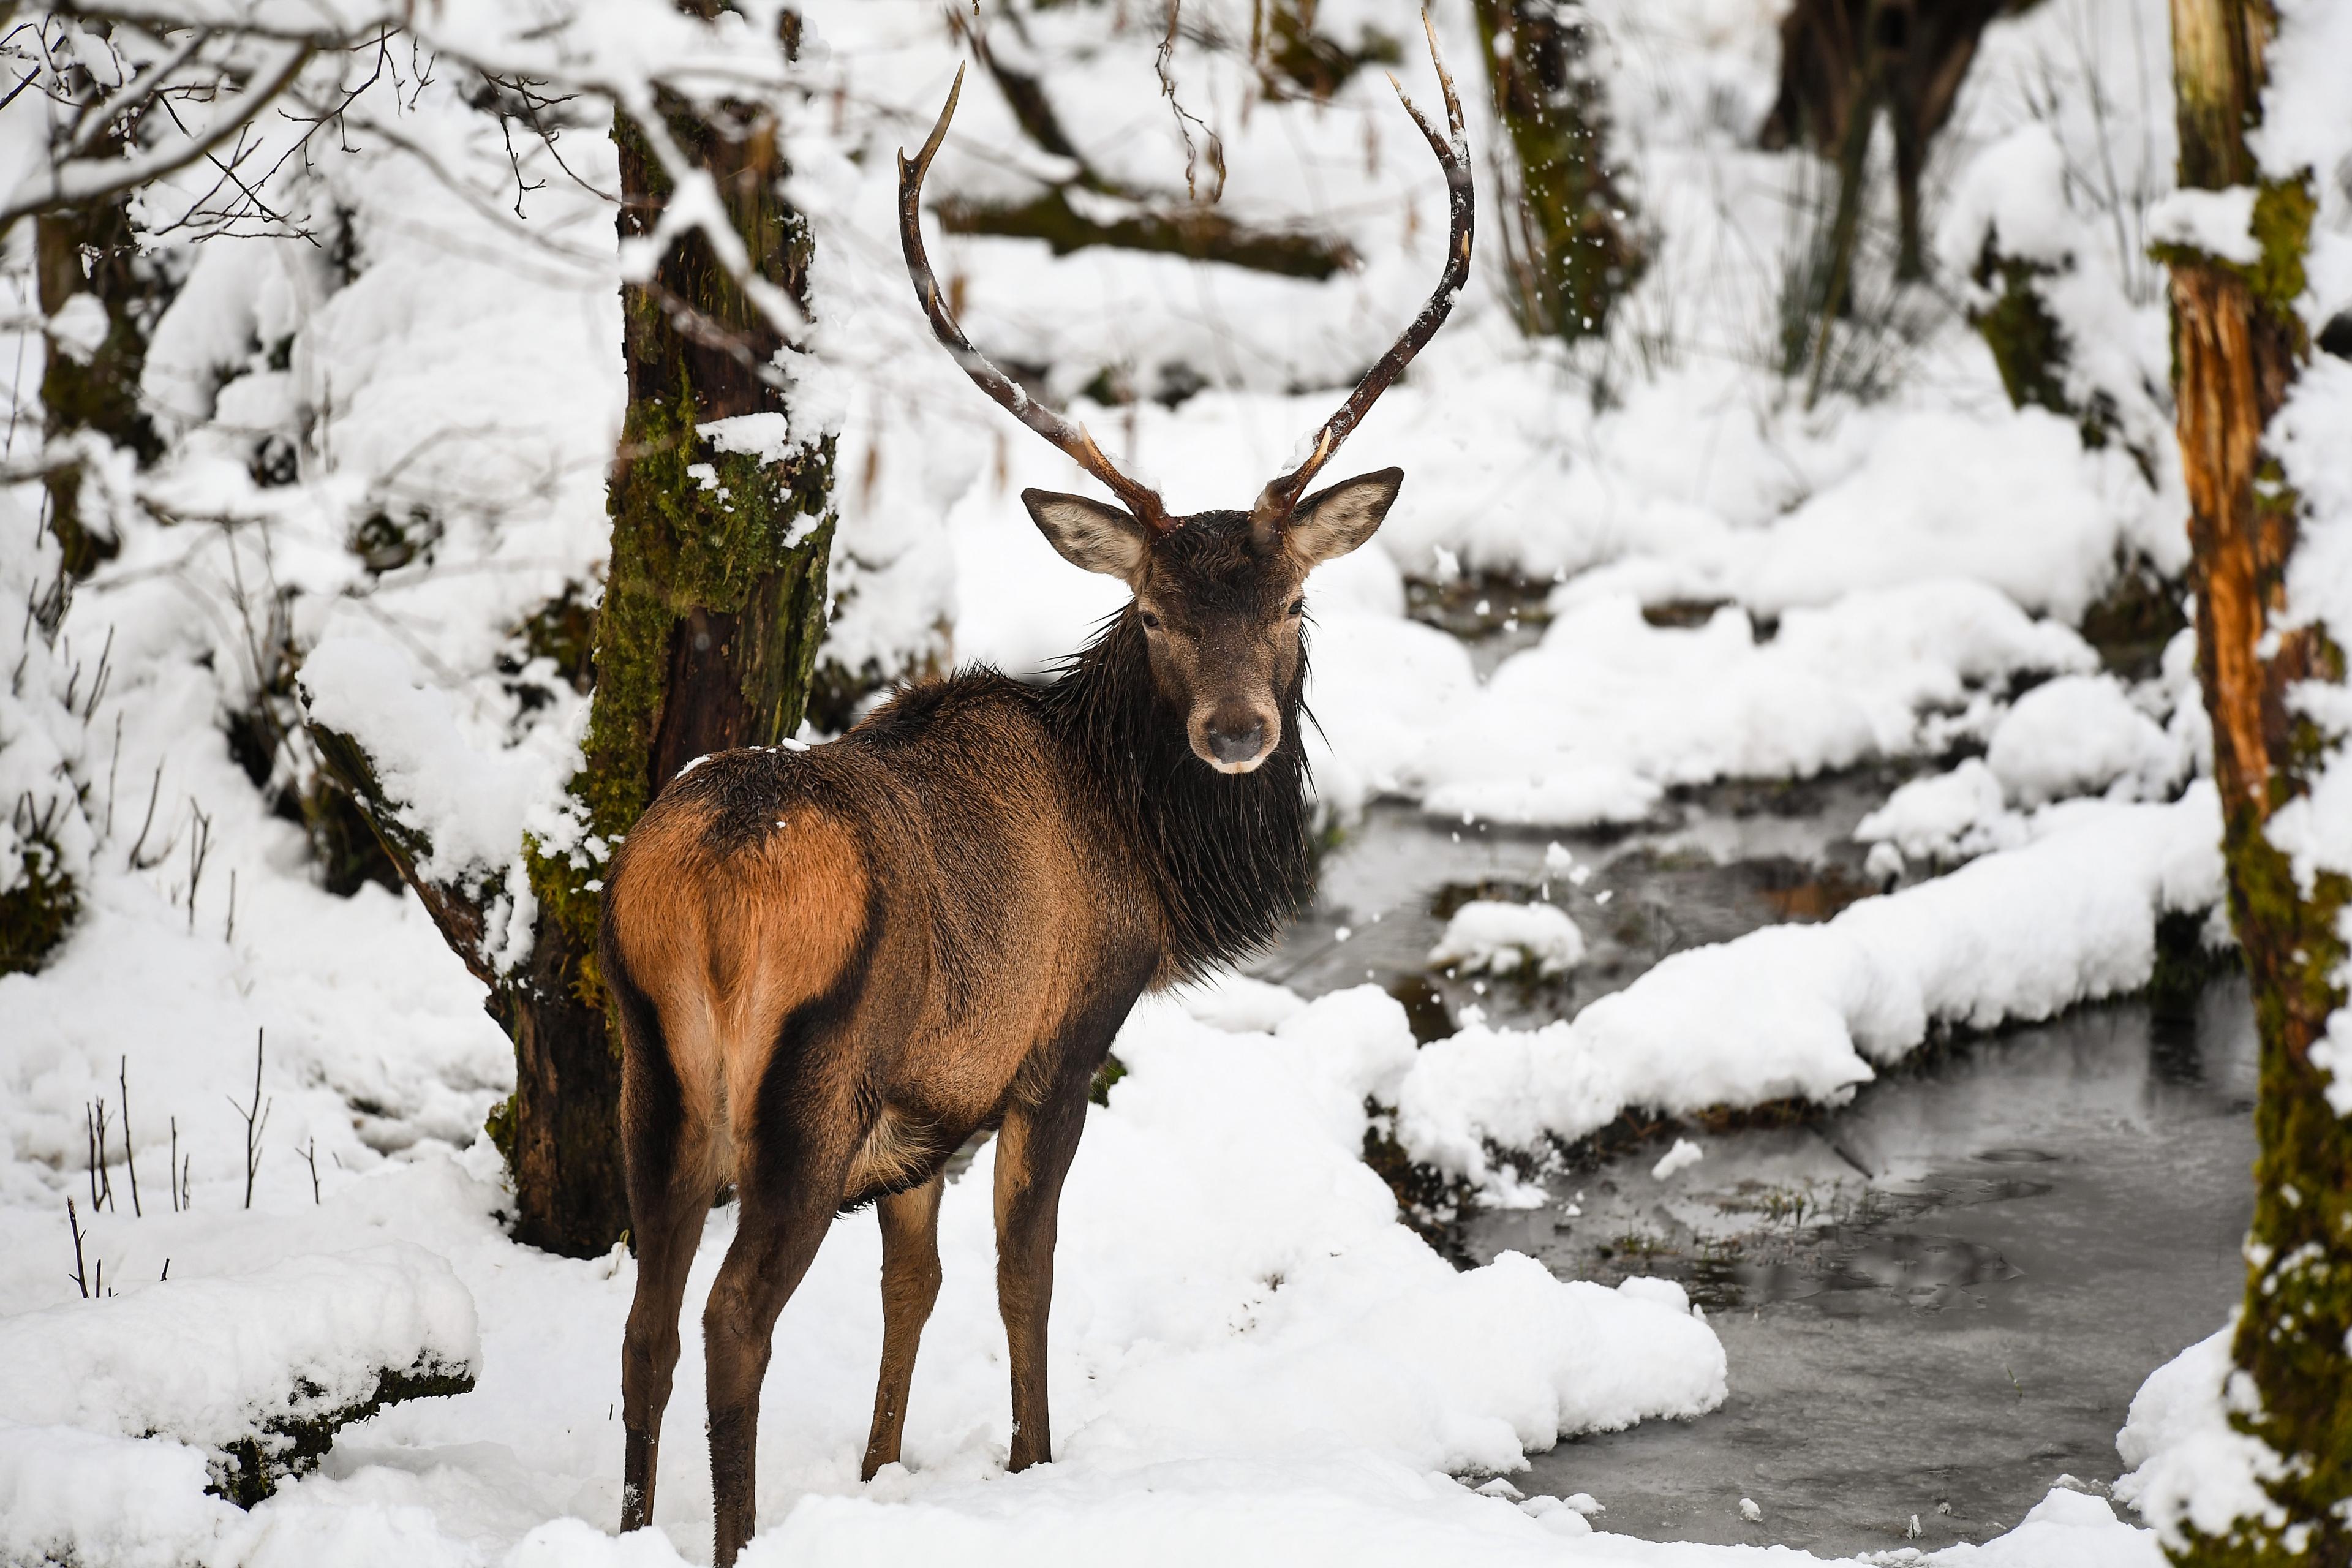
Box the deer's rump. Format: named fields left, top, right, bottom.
left=600, top=719, right=1156, bottom=1211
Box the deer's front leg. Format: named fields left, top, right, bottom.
left=992, top=1091, right=1088, bottom=1471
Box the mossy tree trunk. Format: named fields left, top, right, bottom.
left=1469, top=0, right=1641, bottom=343
left=502, top=75, right=835, bottom=1257
left=2162, top=2, right=2351, bottom=1561
left=322, top=45, right=835, bottom=1257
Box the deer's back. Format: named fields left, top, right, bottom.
left=602, top=671, right=1161, bottom=1199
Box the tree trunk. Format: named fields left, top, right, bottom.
left=1469, top=0, right=1640, bottom=343
left=495, top=83, right=835, bottom=1257
left=320, top=70, right=837, bottom=1257
left=35, top=151, right=164, bottom=585
left=2162, top=2, right=2351, bottom=1561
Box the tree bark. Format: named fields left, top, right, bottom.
left=35, top=184, right=163, bottom=584
left=1469, top=0, right=1640, bottom=343
left=319, top=67, right=837, bottom=1257
left=2163, top=1, right=2351, bottom=1560
left=491, top=80, right=836, bottom=1257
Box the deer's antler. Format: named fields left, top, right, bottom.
left=1250, top=13, right=1473, bottom=540
left=898, top=66, right=1175, bottom=535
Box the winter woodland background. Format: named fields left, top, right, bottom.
left=2, top=0, right=2350, bottom=1564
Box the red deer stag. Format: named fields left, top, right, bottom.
left=600, top=25, right=1472, bottom=1564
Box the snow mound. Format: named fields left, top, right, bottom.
left=1856, top=758, right=2020, bottom=865
left=1988, top=675, right=2182, bottom=807
left=0, top=1243, right=477, bottom=1470
left=1411, top=582, right=2095, bottom=828
left=1430, top=901, right=1588, bottom=978
left=1395, top=788, right=2225, bottom=1195
left=2113, top=1327, right=2287, bottom=1550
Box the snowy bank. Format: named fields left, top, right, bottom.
left=1406, top=583, right=2096, bottom=829
left=0, top=1244, right=477, bottom=1506
left=1394, top=786, right=2226, bottom=1197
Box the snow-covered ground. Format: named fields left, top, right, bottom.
left=10, top=0, right=2347, bottom=1559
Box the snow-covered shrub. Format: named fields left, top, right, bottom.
left=0, top=1245, right=478, bottom=1506
left=0, top=491, right=96, bottom=976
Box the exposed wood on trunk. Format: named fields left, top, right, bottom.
left=2163, top=1, right=2352, bottom=1560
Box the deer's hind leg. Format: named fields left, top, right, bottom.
left=704, top=1036, right=869, bottom=1566
left=612, top=967, right=722, bottom=1532
left=861, top=1174, right=944, bottom=1480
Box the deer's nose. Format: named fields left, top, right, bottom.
left=1205, top=717, right=1267, bottom=766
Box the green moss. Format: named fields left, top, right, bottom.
left=2246, top=176, right=2315, bottom=325
left=1088, top=1053, right=1128, bottom=1107
left=2150, top=173, right=2315, bottom=350
left=484, top=1095, right=518, bottom=1169
left=577, top=379, right=835, bottom=844
left=1471, top=0, right=1643, bottom=343
left=2182, top=776, right=2352, bottom=1564
left=1970, top=243, right=2072, bottom=417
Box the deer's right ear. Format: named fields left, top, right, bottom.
left=1023, top=489, right=1153, bottom=582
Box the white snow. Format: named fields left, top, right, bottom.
left=0, top=0, right=2297, bottom=1562
left=2113, top=1327, right=2288, bottom=1550
left=0, top=1243, right=477, bottom=1462
left=1430, top=900, right=1588, bottom=978
left=2147, top=187, right=2263, bottom=266
left=1986, top=675, right=2183, bottom=807
left=1651, top=1140, right=1705, bottom=1182
left=1408, top=583, right=2095, bottom=829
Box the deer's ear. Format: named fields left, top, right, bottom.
left=1023, top=489, right=1153, bottom=582
left=1286, top=468, right=1403, bottom=568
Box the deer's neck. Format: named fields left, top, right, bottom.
left=1041, top=612, right=1315, bottom=981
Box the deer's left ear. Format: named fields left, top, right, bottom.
left=1284, top=468, right=1403, bottom=568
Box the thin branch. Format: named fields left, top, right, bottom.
left=0, top=41, right=314, bottom=230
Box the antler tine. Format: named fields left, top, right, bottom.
left=899, top=65, right=1175, bottom=535
left=1250, top=11, right=1474, bottom=533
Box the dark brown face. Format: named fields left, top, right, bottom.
left=1023, top=469, right=1404, bottom=774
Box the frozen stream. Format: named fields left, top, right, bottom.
left=1258, top=785, right=2255, bottom=1558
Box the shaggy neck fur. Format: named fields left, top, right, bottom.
left=1039, top=610, right=1314, bottom=980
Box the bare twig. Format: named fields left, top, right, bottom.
left=66, top=1199, right=88, bottom=1298
left=169, top=1115, right=180, bottom=1212
left=185, top=801, right=213, bottom=932
left=118, top=1055, right=141, bottom=1218
left=123, top=761, right=163, bottom=870
left=85, top=1099, right=114, bottom=1211
left=304, top=1137, right=320, bottom=1204
left=1156, top=1, right=1226, bottom=204
left=0, top=42, right=315, bottom=229
left=228, top=1027, right=271, bottom=1210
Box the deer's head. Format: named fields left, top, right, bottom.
left=899, top=21, right=1472, bottom=775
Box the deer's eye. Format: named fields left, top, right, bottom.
left=1139, top=609, right=1162, bottom=630
left=1287, top=598, right=1306, bottom=618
